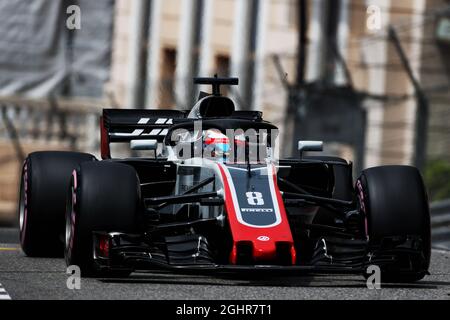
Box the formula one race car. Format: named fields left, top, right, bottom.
left=18, top=77, right=430, bottom=282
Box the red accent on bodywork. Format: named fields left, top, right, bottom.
left=100, top=116, right=111, bottom=159
left=99, top=235, right=110, bottom=258
left=271, top=166, right=297, bottom=265
left=217, top=164, right=296, bottom=265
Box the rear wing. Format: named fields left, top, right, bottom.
left=101, top=108, right=187, bottom=159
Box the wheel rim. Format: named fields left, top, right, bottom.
left=65, top=186, right=73, bottom=251
left=65, top=172, right=77, bottom=261
left=355, top=178, right=369, bottom=240
left=19, top=164, right=28, bottom=245
left=19, top=177, right=25, bottom=231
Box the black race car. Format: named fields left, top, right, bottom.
left=18, top=77, right=430, bottom=282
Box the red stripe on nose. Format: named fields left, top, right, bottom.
left=217, top=163, right=296, bottom=265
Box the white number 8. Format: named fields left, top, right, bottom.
left=246, top=192, right=264, bottom=205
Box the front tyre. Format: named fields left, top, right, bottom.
left=65, top=161, right=141, bottom=277
left=19, top=151, right=95, bottom=257
left=356, top=165, right=430, bottom=282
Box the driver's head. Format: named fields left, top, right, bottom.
left=203, top=129, right=230, bottom=159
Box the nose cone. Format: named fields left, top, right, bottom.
left=230, top=239, right=296, bottom=265
left=252, top=237, right=277, bottom=261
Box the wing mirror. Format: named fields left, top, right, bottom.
left=130, top=139, right=158, bottom=151
left=298, top=140, right=323, bottom=157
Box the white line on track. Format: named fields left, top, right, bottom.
left=0, top=283, right=11, bottom=300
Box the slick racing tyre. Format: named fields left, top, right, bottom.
left=356, top=165, right=431, bottom=282
left=65, top=161, right=141, bottom=277
left=19, top=151, right=96, bottom=257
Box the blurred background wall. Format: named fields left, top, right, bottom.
left=1, top=0, right=450, bottom=225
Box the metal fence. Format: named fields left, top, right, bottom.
left=0, top=96, right=103, bottom=161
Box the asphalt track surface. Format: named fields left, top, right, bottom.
left=0, top=227, right=449, bottom=300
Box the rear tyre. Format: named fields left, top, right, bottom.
left=19, top=151, right=95, bottom=257
left=65, top=161, right=141, bottom=277
left=356, top=165, right=430, bottom=282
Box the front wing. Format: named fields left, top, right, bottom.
left=91, top=232, right=427, bottom=277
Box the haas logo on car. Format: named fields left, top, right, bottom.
left=257, top=236, right=270, bottom=241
